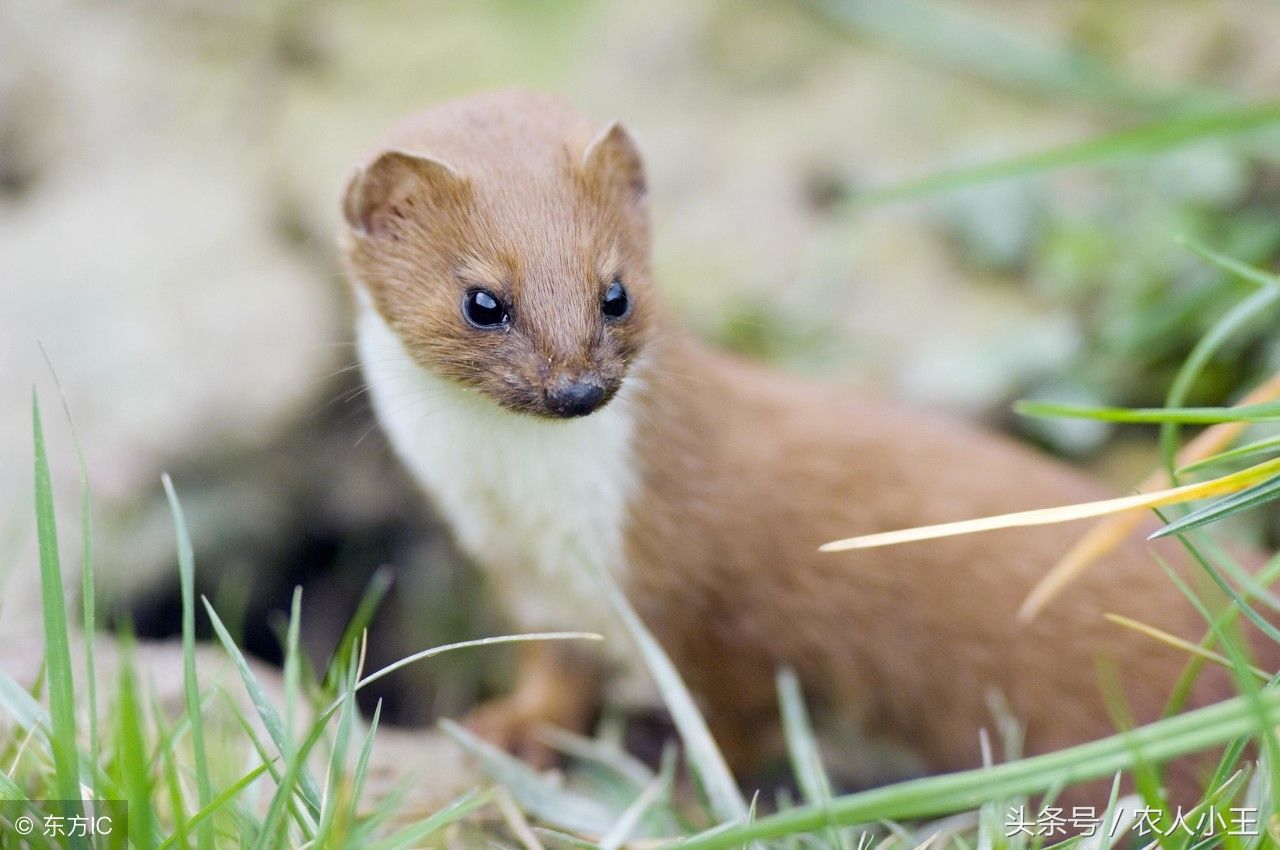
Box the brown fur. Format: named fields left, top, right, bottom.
left=340, top=90, right=1275, bottom=797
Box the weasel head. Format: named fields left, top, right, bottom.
left=341, top=91, right=655, bottom=420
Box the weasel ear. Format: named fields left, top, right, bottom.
left=342, top=149, right=465, bottom=238
left=583, top=121, right=647, bottom=204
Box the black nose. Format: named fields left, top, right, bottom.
left=546, top=380, right=607, bottom=418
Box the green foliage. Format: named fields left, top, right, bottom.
left=803, top=0, right=1201, bottom=109
left=1155, top=475, right=1280, bottom=541
left=163, top=474, right=213, bottom=850
left=31, top=395, right=84, bottom=835
left=849, top=102, right=1280, bottom=207
left=6, top=413, right=604, bottom=846
left=1016, top=399, right=1280, bottom=424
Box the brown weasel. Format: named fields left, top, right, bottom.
left=339, top=89, right=1270, bottom=792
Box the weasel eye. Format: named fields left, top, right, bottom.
left=602, top=280, right=630, bottom=319
left=463, top=289, right=509, bottom=329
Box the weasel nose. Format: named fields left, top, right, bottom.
left=545, top=379, right=607, bottom=418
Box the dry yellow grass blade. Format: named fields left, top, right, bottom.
left=1018, top=369, right=1280, bottom=621
left=819, top=457, right=1280, bottom=553
left=495, top=787, right=547, bottom=850
left=1103, top=613, right=1270, bottom=681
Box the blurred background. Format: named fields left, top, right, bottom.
left=2, top=0, right=1279, bottom=729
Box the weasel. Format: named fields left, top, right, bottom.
left=340, top=89, right=1270, bottom=789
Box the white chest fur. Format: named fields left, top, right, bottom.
left=356, top=302, right=646, bottom=680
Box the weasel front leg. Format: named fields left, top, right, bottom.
left=463, top=641, right=604, bottom=767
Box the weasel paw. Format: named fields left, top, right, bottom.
left=462, top=699, right=559, bottom=769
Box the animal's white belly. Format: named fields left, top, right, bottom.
left=357, top=302, right=652, bottom=698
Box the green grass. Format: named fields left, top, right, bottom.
left=802, top=0, right=1213, bottom=110
left=2, top=393, right=608, bottom=847
left=30, top=394, right=85, bottom=840
left=17, top=360, right=1280, bottom=848
left=848, top=101, right=1280, bottom=207
left=163, top=474, right=213, bottom=850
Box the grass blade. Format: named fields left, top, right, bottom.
left=599, top=746, right=675, bottom=850
left=1014, top=399, right=1280, bottom=425
left=1151, top=473, right=1280, bottom=539
left=329, top=631, right=602, bottom=716
left=802, top=0, right=1190, bottom=110
left=323, top=565, right=393, bottom=693
left=30, top=392, right=85, bottom=832
left=590, top=559, right=749, bottom=822
left=38, top=346, right=101, bottom=791
left=156, top=711, right=192, bottom=850
left=156, top=763, right=273, bottom=850
left=821, top=457, right=1280, bottom=551
left=1178, top=435, right=1280, bottom=474
left=1158, top=521, right=1280, bottom=652
left=673, top=687, right=1280, bottom=850
left=1103, top=613, right=1268, bottom=682
left=114, top=635, right=157, bottom=850
left=162, top=474, right=214, bottom=850
left=251, top=685, right=347, bottom=850
left=252, top=653, right=377, bottom=848
left=533, top=827, right=600, bottom=850
left=779, top=667, right=847, bottom=850
left=1157, top=240, right=1280, bottom=478
left=1019, top=369, right=1280, bottom=621
left=0, top=765, right=26, bottom=800
left=535, top=725, right=654, bottom=788
left=1159, top=282, right=1280, bottom=478
left=495, top=785, right=548, bottom=850
left=1179, top=235, right=1280, bottom=292
left=440, top=718, right=619, bottom=835
left=848, top=101, right=1280, bottom=206
left=344, top=698, right=383, bottom=828
left=282, top=586, right=303, bottom=749
left=0, top=668, right=51, bottom=736
left=314, top=653, right=358, bottom=844
left=201, top=596, right=325, bottom=818
left=1152, top=549, right=1280, bottom=803
left=364, top=787, right=494, bottom=850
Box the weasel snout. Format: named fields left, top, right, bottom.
left=543, top=374, right=609, bottom=418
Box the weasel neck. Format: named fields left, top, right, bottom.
left=355, top=300, right=652, bottom=679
